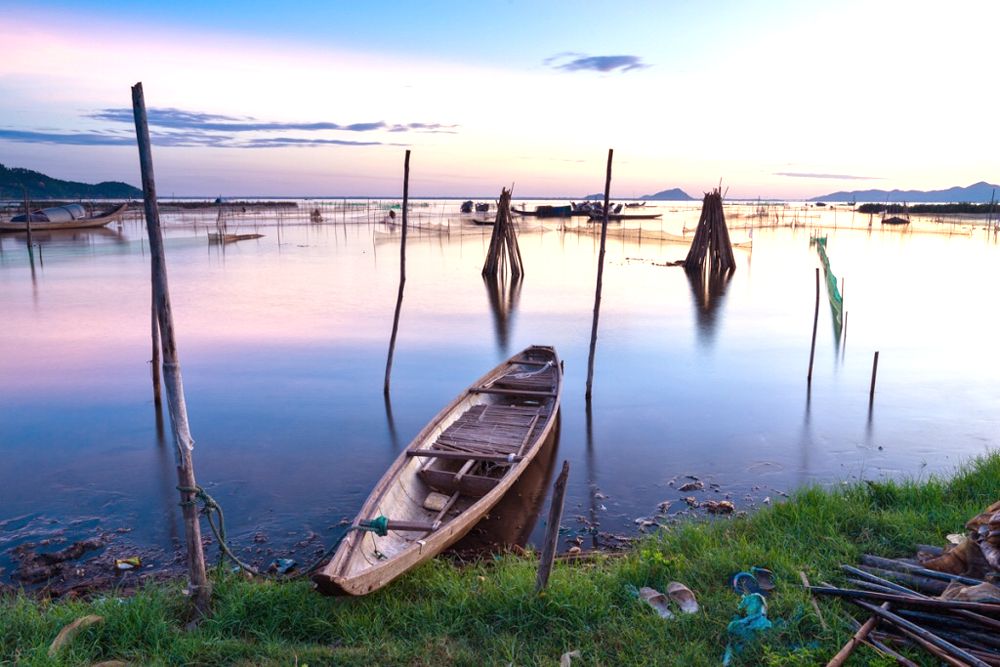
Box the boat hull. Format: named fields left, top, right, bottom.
left=0, top=203, right=128, bottom=232
left=313, top=345, right=562, bottom=596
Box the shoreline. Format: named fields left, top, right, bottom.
left=3, top=452, right=996, bottom=664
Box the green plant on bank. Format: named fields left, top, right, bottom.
left=2, top=453, right=998, bottom=666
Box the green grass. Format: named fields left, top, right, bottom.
left=3, top=453, right=997, bottom=666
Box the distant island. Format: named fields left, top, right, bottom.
left=640, top=188, right=694, bottom=201
left=582, top=187, right=694, bottom=201
left=810, top=181, right=1000, bottom=203
left=0, top=163, right=142, bottom=199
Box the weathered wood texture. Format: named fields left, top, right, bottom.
left=536, top=460, right=570, bottom=593
left=131, top=82, right=211, bottom=616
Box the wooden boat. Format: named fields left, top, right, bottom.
left=0, top=203, right=128, bottom=233
left=313, top=345, right=562, bottom=596
left=511, top=205, right=572, bottom=218
left=471, top=217, right=495, bottom=226
left=881, top=216, right=910, bottom=225
left=208, top=232, right=264, bottom=244
left=588, top=212, right=663, bottom=221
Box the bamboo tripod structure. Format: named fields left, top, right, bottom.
left=684, top=189, right=736, bottom=274
left=482, top=188, right=523, bottom=279
left=132, top=82, right=211, bottom=616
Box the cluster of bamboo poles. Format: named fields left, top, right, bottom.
left=683, top=189, right=736, bottom=274
left=814, top=555, right=1000, bottom=666
left=482, top=188, right=523, bottom=280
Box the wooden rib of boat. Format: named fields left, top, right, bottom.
left=0, top=203, right=128, bottom=233
left=313, top=345, right=562, bottom=596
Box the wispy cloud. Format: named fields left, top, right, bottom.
left=545, top=53, right=650, bottom=73
left=0, top=106, right=456, bottom=149
left=0, top=128, right=401, bottom=148
left=775, top=172, right=883, bottom=180
left=88, top=108, right=458, bottom=134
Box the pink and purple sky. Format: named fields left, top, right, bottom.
left=2, top=1, right=997, bottom=198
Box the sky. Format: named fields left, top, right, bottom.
left=1, top=0, right=998, bottom=198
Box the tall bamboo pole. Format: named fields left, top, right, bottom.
left=535, top=460, right=570, bottom=593
left=585, top=149, right=613, bottom=400
left=383, top=150, right=410, bottom=396
left=131, top=82, right=211, bottom=617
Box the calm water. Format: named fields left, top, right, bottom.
left=2, top=200, right=998, bottom=581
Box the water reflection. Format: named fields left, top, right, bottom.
left=483, top=274, right=521, bottom=356
left=383, top=392, right=400, bottom=451
left=686, top=268, right=733, bottom=347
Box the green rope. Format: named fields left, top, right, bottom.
left=177, top=485, right=389, bottom=579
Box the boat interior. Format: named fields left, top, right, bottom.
left=341, top=348, right=559, bottom=574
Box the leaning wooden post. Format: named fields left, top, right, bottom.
left=131, top=82, right=211, bottom=616
left=383, top=150, right=410, bottom=396
left=869, top=351, right=879, bottom=405
left=807, top=267, right=819, bottom=384
left=585, top=149, right=613, bottom=400
left=536, top=460, right=570, bottom=593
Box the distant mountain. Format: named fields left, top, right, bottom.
left=810, top=181, right=1000, bottom=203
left=582, top=193, right=606, bottom=200
left=640, top=188, right=694, bottom=201
left=0, top=163, right=142, bottom=199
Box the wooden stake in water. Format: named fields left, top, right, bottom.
left=807, top=267, right=819, bottom=384
left=22, top=187, right=35, bottom=266
left=383, top=150, right=410, bottom=396
left=131, top=81, right=211, bottom=617
left=585, top=149, right=613, bottom=400
left=536, top=460, right=570, bottom=593
left=869, top=351, right=880, bottom=405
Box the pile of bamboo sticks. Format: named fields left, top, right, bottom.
left=482, top=188, right=524, bottom=280
left=684, top=189, right=736, bottom=274
left=813, top=554, right=1000, bottom=666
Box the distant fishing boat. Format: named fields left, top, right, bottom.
left=475, top=202, right=490, bottom=212
left=313, top=345, right=562, bottom=596
left=588, top=212, right=662, bottom=221
left=624, top=202, right=648, bottom=208
left=208, top=232, right=264, bottom=244
left=460, top=200, right=474, bottom=213
left=471, top=217, right=495, bottom=226
left=881, top=203, right=911, bottom=225
left=511, top=205, right=572, bottom=218
left=0, top=203, right=128, bottom=232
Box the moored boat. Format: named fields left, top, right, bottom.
left=313, top=345, right=562, bottom=596
left=588, top=212, right=663, bottom=221
left=0, top=203, right=128, bottom=232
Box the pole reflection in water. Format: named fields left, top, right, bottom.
left=451, top=415, right=560, bottom=554
left=383, top=391, right=400, bottom=452
left=585, top=401, right=598, bottom=550
left=483, top=274, right=522, bottom=356
left=686, top=268, right=733, bottom=348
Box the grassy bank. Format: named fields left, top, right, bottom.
left=3, top=453, right=997, bottom=666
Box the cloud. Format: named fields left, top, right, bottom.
left=546, top=53, right=649, bottom=73
left=774, top=172, right=883, bottom=180
left=0, top=129, right=135, bottom=146
left=242, top=137, right=403, bottom=148
left=0, top=128, right=399, bottom=148
left=88, top=108, right=458, bottom=134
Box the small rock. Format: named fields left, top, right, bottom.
left=657, top=500, right=672, bottom=512
left=704, top=500, right=735, bottom=514
left=682, top=496, right=699, bottom=507
left=679, top=480, right=704, bottom=492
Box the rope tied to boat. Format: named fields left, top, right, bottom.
left=177, top=484, right=390, bottom=579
